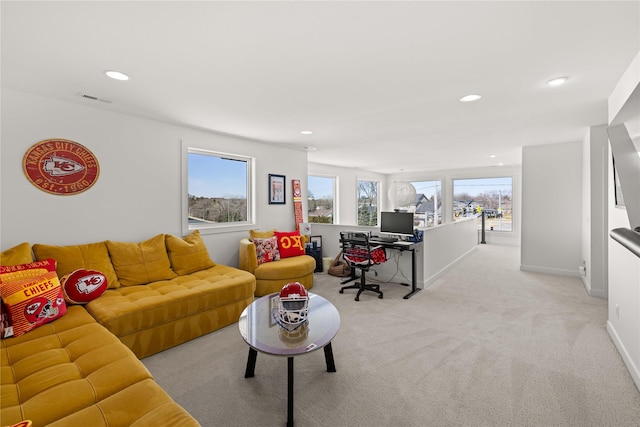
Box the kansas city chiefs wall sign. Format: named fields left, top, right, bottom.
left=23, top=139, right=100, bottom=195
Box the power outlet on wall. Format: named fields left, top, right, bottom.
left=578, top=260, right=587, bottom=276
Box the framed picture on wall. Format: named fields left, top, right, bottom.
left=269, top=174, right=286, bottom=204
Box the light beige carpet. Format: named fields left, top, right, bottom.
left=143, top=244, right=640, bottom=426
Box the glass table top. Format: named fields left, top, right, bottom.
left=239, top=292, right=340, bottom=356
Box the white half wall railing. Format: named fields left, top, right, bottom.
left=308, top=216, right=478, bottom=290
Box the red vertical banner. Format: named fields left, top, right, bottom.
left=292, top=179, right=303, bottom=230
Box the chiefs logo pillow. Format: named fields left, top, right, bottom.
left=0, top=258, right=67, bottom=337
left=60, top=269, right=108, bottom=304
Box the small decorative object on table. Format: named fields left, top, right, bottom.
left=273, top=282, right=309, bottom=333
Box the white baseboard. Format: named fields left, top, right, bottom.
left=581, top=276, right=607, bottom=298
left=607, top=321, right=640, bottom=393
left=520, top=264, right=581, bottom=277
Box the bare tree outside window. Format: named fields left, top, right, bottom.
left=357, top=179, right=379, bottom=226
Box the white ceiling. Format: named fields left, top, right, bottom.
left=2, top=1, right=639, bottom=174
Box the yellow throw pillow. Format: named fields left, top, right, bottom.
left=106, top=234, right=176, bottom=286
left=249, top=229, right=275, bottom=241
left=165, top=230, right=215, bottom=276
left=1, top=242, right=33, bottom=266
left=32, top=242, right=120, bottom=289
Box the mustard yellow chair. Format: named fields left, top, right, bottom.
left=239, top=238, right=315, bottom=296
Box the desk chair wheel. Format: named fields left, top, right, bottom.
left=339, top=289, right=344, bottom=294
left=354, top=289, right=383, bottom=301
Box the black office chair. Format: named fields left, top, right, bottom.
left=339, top=231, right=387, bottom=301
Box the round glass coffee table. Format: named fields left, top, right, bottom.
left=239, top=292, right=340, bottom=427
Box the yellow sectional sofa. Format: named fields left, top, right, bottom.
left=28, top=232, right=256, bottom=359
left=239, top=237, right=315, bottom=296
left=84, top=263, right=255, bottom=358
left=1, top=306, right=199, bottom=427
left=1, top=231, right=256, bottom=425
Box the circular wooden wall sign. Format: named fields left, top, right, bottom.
left=22, top=139, right=100, bottom=195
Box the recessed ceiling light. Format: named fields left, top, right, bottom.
left=489, top=154, right=496, bottom=158
left=303, top=146, right=317, bottom=151
left=300, top=130, right=313, bottom=135
left=459, top=94, right=482, bottom=102
left=547, top=76, right=568, bottom=86
left=105, top=70, right=130, bottom=81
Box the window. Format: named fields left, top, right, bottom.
left=357, top=179, right=379, bottom=226
left=185, top=148, right=252, bottom=232
left=453, top=177, right=512, bottom=231
left=410, top=180, right=442, bottom=228
left=308, top=175, right=335, bottom=224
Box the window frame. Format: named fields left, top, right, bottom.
left=356, top=178, right=380, bottom=226
left=182, top=143, right=255, bottom=235
left=451, top=176, right=513, bottom=232
left=410, top=179, right=443, bottom=228
left=307, top=174, right=337, bottom=225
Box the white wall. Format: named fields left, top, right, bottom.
left=521, top=141, right=583, bottom=276
left=607, top=138, right=640, bottom=388
left=0, top=89, right=308, bottom=267
left=420, top=217, right=478, bottom=286
left=581, top=125, right=609, bottom=298
left=606, top=50, right=640, bottom=391
left=609, top=51, right=640, bottom=126
left=607, top=170, right=640, bottom=389
left=308, top=162, right=386, bottom=226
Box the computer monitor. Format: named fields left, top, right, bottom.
left=380, top=211, right=414, bottom=237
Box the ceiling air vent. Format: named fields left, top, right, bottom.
left=77, top=93, right=113, bottom=104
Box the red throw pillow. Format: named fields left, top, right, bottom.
left=274, top=231, right=306, bottom=258
left=60, top=269, right=108, bottom=304
left=0, top=258, right=67, bottom=337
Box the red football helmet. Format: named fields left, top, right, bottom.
left=278, top=282, right=309, bottom=326
left=24, top=296, right=62, bottom=323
